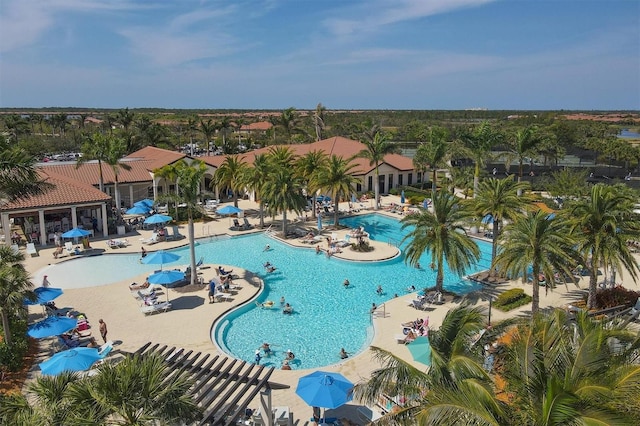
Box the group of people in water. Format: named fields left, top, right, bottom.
left=253, top=343, right=349, bottom=368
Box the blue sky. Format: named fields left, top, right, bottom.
left=1, top=0, right=638, bottom=110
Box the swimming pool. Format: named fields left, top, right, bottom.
left=38, top=214, right=491, bottom=369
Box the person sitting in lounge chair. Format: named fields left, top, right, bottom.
left=129, top=280, right=150, bottom=290
left=403, top=330, right=417, bottom=344
left=218, top=266, right=233, bottom=276
left=53, top=246, right=64, bottom=258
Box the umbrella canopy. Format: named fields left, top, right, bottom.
left=296, top=371, right=353, bottom=409
left=316, top=195, right=331, bottom=203
left=216, top=205, right=243, bottom=215
left=400, top=190, right=405, bottom=204
left=144, top=214, right=173, bottom=224
left=408, top=336, right=432, bottom=366
left=134, top=198, right=154, bottom=208
left=147, top=270, right=185, bottom=286
left=481, top=214, right=494, bottom=225
left=546, top=213, right=556, bottom=220
left=141, top=250, right=180, bottom=268
left=126, top=205, right=151, bottom=215
left=39, top=347, right=102, bottom=375
left=25, top=287, right=63, bottom=305
left=27, top=316, right=77, bottom=339
left=61, top=228, right=91, bottom=238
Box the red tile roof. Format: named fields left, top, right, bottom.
left=126, top=146, right=187, bottom=171
left=3, top=169, right=112, bottom=211
left=199, top=136, right=414, bottom=175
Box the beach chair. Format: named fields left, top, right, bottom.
left=140, top=301, right=171, bottom=315
left=98, top=340, right=114, bottom=358
left=141, top=233, right=159, bottom=245
left=231, top=219, right=242, bottom=231
left=26, top=242, right=38, bottom=257
left=10, top=244, right=20, bottom=254
left=242, top=217, right=254, bottom=230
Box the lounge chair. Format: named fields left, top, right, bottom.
left=141, top=233, right=159, bottom=245
left=64, top=241, right=74, bottom=254
left=98, top=340, right=114, bottom=358
left=409, top=299, right=427, bottom=310
left=140, top=301, right=172, bottom=315
left=26, top=242, right=38, bottom=257
left=231, top=219, right=242, bottom=231
left=243, top=217, right=254, bottom=230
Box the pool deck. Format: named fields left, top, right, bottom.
left=19, top=195, right=594, bottom=424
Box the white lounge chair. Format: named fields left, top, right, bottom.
left=140, top=301, right=171, bottom=315
left=98, top=340, right=114, bottom=358
left=141, top=233, right=159, bottom=245
left=26, top=242, right=38, bottom=257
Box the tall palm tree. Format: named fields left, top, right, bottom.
left=314, top=155, right=358, bottom=228
left=211, top=155, right=249, bottom=208
left=104, top=134, right=132, bottom=216
left=295, top=150, right=329, bottom=219
left=357, top=131, right=400, bottom=210
left=199, top=118, right=217, bottom=155
left=353, top=306, right=506, bottom=425
left=116, top=107, right=135, bottom=131
left=401, top=192, right=480, bottom=293
left=499, top=310, right=640, bottom=425
left=0, top=135, right=53, bottom=205
left=218, top=117, right=234, bottom=153
left=170, top=160, right=207, bottom=286
left=153, top=163, right=180, bottom=218
left=570, top=184, right=640, bottom=309
left=262, top=151, right=307, bottom=236
left=459, top=121, right=501, bottom=197
left=76, top=132, right=111, bottom=192
left=413, top=126, right=450, bottom=198
left=0, top=246, right=35, bottom=346
left=507, top=126, right=540, bottom=182
left=241, top=154, right=270, bottom=228
left=469, top=176, right=531, bottom=266
left=313, top=102, right=326, bottom=141
left=493, top=211, right=580, bottom=314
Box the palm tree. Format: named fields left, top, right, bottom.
left=116, top=107, right=135, bottom=131
left=401, top=192, right=480, bottom=293
left=211, top=155, right=249, bottom=208
left=313, top=102, right=326, bottom=141
left=493, top=211, right=580, bottom=314
left=413, top=126, right=450, bottom=198
left=353, top=306, right=506, bottom=425
left=357, top=131, right=400, bottom=210
left=241, top=154, right=270, bottom=228
left=459, top=121, right=501, bottom=196
left=76, top=132, right=111, bottom=192
left=262, top=149, right=307, bottom=236
left=153, top=163, right=180, bottom=218
left=469, top=176, right=531, bottom=266
left=0, top=135, right=53, bottom=205
left=218, top=117, right=234, bottom=153
left=506, top=126, right=540, bottom=182
left=199, top=118, right=217, bottom=154
left=104, top=134, right=132, bottom=217
left=171, top=160, right=207, bottom=286
left=0, top=246, right=35, bottom=346
left=314, top=155, right=358, bottom=228
left=498, top=310, right=640, bottom=424
left=295, top=150, right=329, bottom=219
left=570, top=184, right=640, bottom=309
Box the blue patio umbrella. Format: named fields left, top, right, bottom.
left=144, top=214, right=172, bottom=225
left=25, top=287, right=63, bottom=305
left=296, top=371, right=353, bottom=414
left=141, top=250, right=180, bottom=270
left=147, top=270, right=185, bottom=286
left=481, top=214, right=494, bottom=225
left=216, top=205, right=243, bottom=216
left=39, top=347, right=102, bottom=375
left=61, top=228, right=91, bottom=239
left=400, top=190, right=405, bottom=204
left=27, top=316, right=78, bottom=339
left=126, top=205, right=151, bottom=215
left=134, top=198, right=154, bottom=208
left=316, top=195, right=331, bottom=203
left=408, top=336, right=432, bottom=366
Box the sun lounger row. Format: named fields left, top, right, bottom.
left=230, top=218, right=254, bottom=231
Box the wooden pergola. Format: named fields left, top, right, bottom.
left=131, top=342, right=290, bottom=425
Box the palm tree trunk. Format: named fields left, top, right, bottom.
left=431, top=169, right=437, bottom=199
left=114, top=176, right=121, bottom=220
left=233, top=192, right=239, bottom=208
left=531, top=274, right=540, bottom=315
left=188, top=216, right=197, bottom=286
left=374, top=167, right=380, bottom=210
left=473, top=162, right=480, bottom=198
left=334, top=195, right=340, bottom=229
left=259, top=202, right=265, bottom=228
left=1, top=312, right=12, bottom=346
left=588, top=270, right=598, bottom=309
left=282, top=211, right=287, bottom=236
left=435, top=262, right=444, bottom=293
left=491, top=220, right=499, bottom=268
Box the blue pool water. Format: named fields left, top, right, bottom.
left=39, top=214, right=491, bottom=369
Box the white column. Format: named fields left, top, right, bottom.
left=71, top=206, right=78, bottom=229
left=152, top=177, right=158, bottom=201
left=101, top=204, right=108, bottom=237
left=38, top=210, right=46, bottom=245
left=129, top=185, right=134, bottom=207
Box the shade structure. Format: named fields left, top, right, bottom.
left=27, top=316, right=78, bottom=339
left=25, top=287, right=63, bottom=305
left=134, top=198, right=154, bottom=208
left=144, top=214, right=172, bottom=224
left=400, top=190, right=405, bottom=204
left=316, top=195, right=331, bottom=203
left=141, top=250, right=180, bottom=270
left=296, top=371, right=353, bottom=410
left=126, top=205, right=151, bottom=215
left=39, top=347, right=102, bottom=375
left=61, top=227, right=91, bottom=238
left=408, top=336, right=432, bottom=366
left=481, top=214, right=494, bottom=225
left=147, top=270, right=185, bottom=286
left=216, top=205, right=243, bottom=216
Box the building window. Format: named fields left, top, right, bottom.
left=367, top=176, right=373, bottom=192
left=417, top=172, right=422, bottom=183
left=169, top=184, right=176, bottom=192
left=356, top=183, right=362, bottom=192
left=408, top=173, right=413, bottom=185
left=388, top=174, right=393, bottom=191
left=398, top=174, right=403, bottom=186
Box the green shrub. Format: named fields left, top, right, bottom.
left=494, top=288, right=532, bottom=312
left=0, top=339, right=28, bottom=372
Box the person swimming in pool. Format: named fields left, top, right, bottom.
left=261, top=342, right=272, bottom=357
